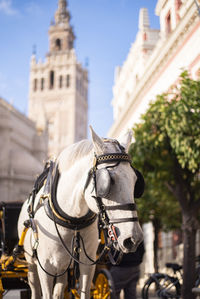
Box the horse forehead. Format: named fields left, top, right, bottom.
left=111, top=163, right=137, bottom=185
left=102, top=141, right=121, bottom=153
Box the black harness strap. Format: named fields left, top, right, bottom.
left=44, top=199, right=97, bottom=230
left=109, top=217, right=138, bottom=224
left=105, top=203, right=137, bottom=211
left=73, top=232, right=81, bottom=281
left=93, top=199, right=138, bottom=225
left=28, top=162, right=50, bottom=218
left=104, top=203, right=138, bottom=224
left=44, top=164, right=97, bottom=230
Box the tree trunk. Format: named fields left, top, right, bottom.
left=152, top=218, right=161, bottom=273
left=182, top=212, right=197, bottom=299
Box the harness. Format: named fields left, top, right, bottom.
left=25, top=144, right=144, bottom=278
left=44, top=163, right=97, bottom=230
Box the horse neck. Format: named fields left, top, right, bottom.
left=56, top=154, right=92, bottom=218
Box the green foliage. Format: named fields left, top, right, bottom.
left=166, top=71, right=200, bottom=172
left=130, top=71, right=200, bottom=230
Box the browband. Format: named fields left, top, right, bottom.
left=94, top=153, right=131, bottom=166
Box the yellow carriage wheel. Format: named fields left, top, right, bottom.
left=93, top=269, right=115, bottom=299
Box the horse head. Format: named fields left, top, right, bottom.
left=84, top=126, right=144, bottom=253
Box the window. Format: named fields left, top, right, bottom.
left=166, top=11, right=171, bottom=34
left=66, top=74, right=70, bottom=88
left=59, top=75, right=63, bottom=88
left=33, top=78, right=37, bottom=92
left=41, top=78, right=44, bottom=90
left=55, top=38, right=61, bottom=50
left=49, top=71, right=54, bottom=89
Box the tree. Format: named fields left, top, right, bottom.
left=130, top=72, right=200, bottom=299
left=133, top=178, right=181, bottom=272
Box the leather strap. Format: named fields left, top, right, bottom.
left=105, top=203, right=137, bottom=211
left=109, top=217, right=138, bottom=224
left=44, top=164, right=97, bottom=230
left=44, top=199, right=97, bottom=230
left=95, top=153, right=131, bottom=165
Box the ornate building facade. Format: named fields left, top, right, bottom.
left=109, top=0, right=200, bottom=139
left=108, top=0, right=200, bottom=274
left=29, top=0, right=88, bottom=157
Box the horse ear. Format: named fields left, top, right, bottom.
left=89, top=126, right=104, bottom=154
left=118, top=130, right=133, bottom=152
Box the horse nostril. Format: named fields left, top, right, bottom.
left=123, top=237, right=135, bottom=250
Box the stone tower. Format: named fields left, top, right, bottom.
left=28, top=0, right=88, bottom=157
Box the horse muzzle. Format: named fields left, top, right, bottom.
left=115, top=222, right=143, bottom=253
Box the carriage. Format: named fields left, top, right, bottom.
left=0, top=201, right=116, bottom=299
left=0, top=127, right=144, bottom=299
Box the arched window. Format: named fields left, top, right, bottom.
left=66, top=74, right=70, bottom=88
left=55, top=38, right=61, bottom=50
left=41, top=78, right=44, bottom=90
left=33, top=78, right=37, bottom=92
left=49, top=71, right=54, bottom=89
left=59, top=75, right=63, bottom=88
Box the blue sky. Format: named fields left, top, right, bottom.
left=0, top=0, right=160, bottom=137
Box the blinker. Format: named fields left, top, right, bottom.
left=96, top=168, right=111, bottom=198
left=134, top=168, right=145, bottom=198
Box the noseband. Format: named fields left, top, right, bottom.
left=86, top=151, right=139, bottom=243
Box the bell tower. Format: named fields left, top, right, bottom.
left=50, top=0, right=75, bottom=53
left=28, top=0, right=88, bottom=157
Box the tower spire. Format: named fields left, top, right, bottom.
left=49, top=0, right=75, bottom=52
left=55, top=0, right=70, bottom=24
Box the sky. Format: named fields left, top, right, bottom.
left=0, top=0, right=160, bottom=137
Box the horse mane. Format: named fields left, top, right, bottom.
left=57, top=139, right=94, bottom=172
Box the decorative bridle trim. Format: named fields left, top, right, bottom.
left=94, top=153, right=131, bottom=166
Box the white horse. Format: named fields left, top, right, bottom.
left=18, top=127, right=143, bottom=299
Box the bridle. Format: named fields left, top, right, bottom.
left=88, top=151, right=138, bottom=244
